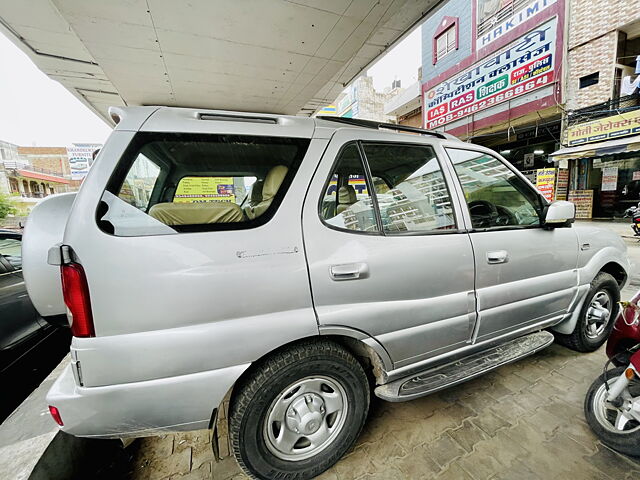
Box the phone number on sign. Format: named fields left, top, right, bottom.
left=426, top=72, right=554, bottom=129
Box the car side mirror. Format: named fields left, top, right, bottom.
left=544, top=200, right=575, bottom=228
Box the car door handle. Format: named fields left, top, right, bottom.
left=486, top=250, right=508, bottom=264
left=329, top=263, right=369, bottom=281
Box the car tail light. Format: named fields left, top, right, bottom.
left=61, top=263, right=95, bottom=337
left=49, top=405, right=63, bottom=426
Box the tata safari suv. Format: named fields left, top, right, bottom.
left=23, top=107, right=630, bottom=480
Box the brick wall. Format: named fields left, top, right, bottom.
left=17, top=147, right=70, bottom=176
left=567, top=0, right=640, bottom=109
left=399, top=110, right=423, bottom=127
left=566, top=32, right=617, bottom=110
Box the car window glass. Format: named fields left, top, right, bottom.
left=362, top=143, right=457, bottom=233
left=118, top=153, right=161, bottom=211
left=0, top=237, right=21, bottom=270
left=103, top=133, right=310, bottom=236
left=320, top=144, right=379, bottom=233
left=446, top=148, right=543, bottom=229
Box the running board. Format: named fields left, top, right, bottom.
left=375, top=331, right=554, bottom=402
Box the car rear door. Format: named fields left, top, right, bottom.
left=303, top=129, right=477, bottom=369
left=444, top=146, right=579, bottom=342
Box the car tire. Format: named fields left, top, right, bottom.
left=584, top=367, right=640, bottom=457
left=229, top=340, right=370, bottom=480
left=556, top=272, right=619, bottom=353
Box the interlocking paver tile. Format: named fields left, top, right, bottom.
left=435, top=462, right=474, bottom=480
left=395, top=448, right=441, bottom=479
left=425, top=433, right=466, bottom=468
left=456, top=447, right=505, bottom=480
left=471, top=409, right=511, bottom=437
left=448, top=420, right=488, bottom=453
left=585, top=444, right=640, bottom=479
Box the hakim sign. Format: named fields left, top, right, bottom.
left=424, top=17, right=558, bottom=130
left=478, top=0, right=557, bottom=48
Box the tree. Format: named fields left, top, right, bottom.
left=0, top=193, right=17, bottom=220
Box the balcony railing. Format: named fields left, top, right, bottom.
left=3, top=161, right=69, bottom=179
left=477, top=0, right=531, bottom=37
left=567, top=94, right=640, bottom=126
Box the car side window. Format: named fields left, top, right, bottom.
left=118, top=153, right=161, bottom=211
left=0, top=236, right=21, bottom=270
left=446, top=148, right=543, bottom=229
left=320, top=144, right=379, bottom=233
left=362, top=143, right=457, bottom=233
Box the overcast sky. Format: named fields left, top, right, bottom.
left=0, top=25, right=420, bottom=147
left=367, top=28, right=421, bottom=91
left=0, top=31, right=112, bottom=147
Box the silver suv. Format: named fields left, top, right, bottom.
left=23, top=107, right=630, bottom=479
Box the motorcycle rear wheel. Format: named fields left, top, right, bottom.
left=584, top=367, right=640, bottom=457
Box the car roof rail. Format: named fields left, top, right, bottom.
left=315, top=116, right=453, bottom=140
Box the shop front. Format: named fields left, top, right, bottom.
left=550, top=108, right=640, bottom=218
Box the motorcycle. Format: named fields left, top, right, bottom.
left=584, top=290, right=640, bottom=456
left=623, top=201, right=640, bottom=237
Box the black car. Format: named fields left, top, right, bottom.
left=0, top=229, right=54, bottom=370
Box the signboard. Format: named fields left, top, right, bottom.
left=523, top=153, right=535, bottom=168
left=601, top=166, right=618, bottom=192
left=478, top=0, right=558, bottom=49
left=67, top=143, right=102, bottom=180
left=633, top=171, right=640, bottom=181
left=567, top=109, right=640, bottom=146
left=425, top=17, right=557, bottom=129
left=536, top=167, right=556, bottom=202
left=173, top=177, right=235, bottom=203
left=555, top=168, right=569, bottom=200
left=568, top=190, right=593, bottom=219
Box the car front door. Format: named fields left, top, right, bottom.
left=0, top=234, right=42, bottom=352
left=445, top=147, right=579, bottom=342
left=303, top=130, right=476, bottom=369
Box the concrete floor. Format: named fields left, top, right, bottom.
left=126, top=222, right=640, bottom=480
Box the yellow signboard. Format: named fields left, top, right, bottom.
left=536, top=168, right=556, bottom=202
left=567, top=109, right=640, bottom=146
left=174, top=177, right=235, bottom=203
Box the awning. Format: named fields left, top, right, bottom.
left=550, top=135, right=640, bottom=160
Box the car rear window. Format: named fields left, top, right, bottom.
left=97, top=133, right=310, bottom=236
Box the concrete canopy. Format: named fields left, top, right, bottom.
left=0, top=0, right=442, bottom=125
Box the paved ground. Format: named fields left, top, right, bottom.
left=126, top=222, right=640, bottom=480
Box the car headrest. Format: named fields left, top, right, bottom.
left=262, top=165, right=288, bottom=201
left=148, top=202, right=243, bottom=225
left=250, top=180, right=264, bottom=205
left=338, top=185, right=357, bottom=204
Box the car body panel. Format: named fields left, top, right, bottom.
left=46, top=361, right=249, bottom=438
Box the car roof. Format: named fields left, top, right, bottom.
left=110, top=106, right=464, bottom=144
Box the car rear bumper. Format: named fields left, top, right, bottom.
left=46, top=362, right=250, bottom=438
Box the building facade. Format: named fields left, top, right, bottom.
left=0, top=143, right=73, bottom=216
left=422, top=0, right=565, bottom=178
left=335, top=75, right=398, bottom=122
left=382, top=0, right=640, bottom=218
left=549, top=1, right=640, bottom=218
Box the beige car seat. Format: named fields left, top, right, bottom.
left=243, top=180, right=264, bottom=217
left=149, top=202, right=243, bottom=225
left=246, top=166, right=288, bottom=220
left=336, top=185, right=357, bottom=214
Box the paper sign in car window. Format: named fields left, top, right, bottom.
left=174, top=177, right=236, bottom=203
